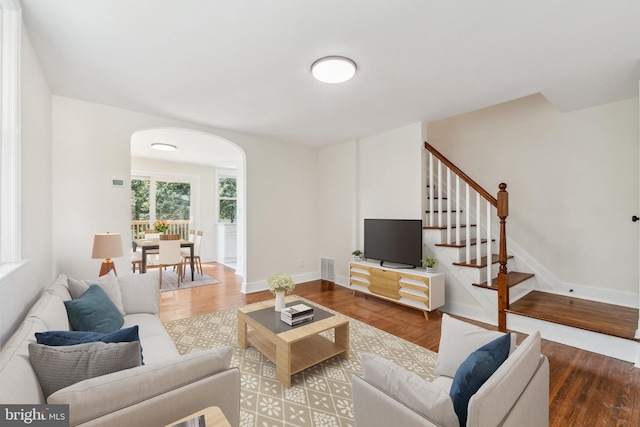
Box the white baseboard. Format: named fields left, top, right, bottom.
left=244, top=271, right=321, bottom=294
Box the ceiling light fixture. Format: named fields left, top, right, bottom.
left=311, top=56, right=357, bottom=83
left=151, top=143, right=177, bottom=151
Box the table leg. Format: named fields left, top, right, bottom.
left=141, top=247, right=147, bottom=273
left=238, top=315, right=248, bottom=349
left=335, top=323, right=350, bottom=360
left=276, top=338, right=292, bottom=387
left=190, top=245, right=195, bottom=281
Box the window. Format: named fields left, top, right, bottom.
left=156, top=181, right=191, bottom=220
left=218, top=176, right=237, bottom=223
left=130, top=175, right=192, bottom=238
left=131, top=177, right=150, bottom=221
left=1, top=3, right=22, bottom=266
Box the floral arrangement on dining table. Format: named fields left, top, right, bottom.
left=153, top=219, right=169, bottom=233
left=267, top=272, right=295, bottom=294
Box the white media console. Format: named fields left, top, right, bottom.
left=349, top=260, right=445, bottom=319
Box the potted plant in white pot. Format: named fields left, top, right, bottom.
left=352, top=250, right=363, bottom=261
left=268, top=272, right=296, bottom=311
left=422, top=256, right=438, bottom=273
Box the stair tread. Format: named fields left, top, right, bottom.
left=453, top=254, right=514, bottom=268
left=436, top=238, right=493, bottom=248
left=472, top=271, right=534, bottom=290
left=507, top=290, right=639, bottom=341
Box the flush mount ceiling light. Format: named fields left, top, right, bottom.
left=151, top=143, right=177, bottom=151
left=311, top=56, right=357, bottom=83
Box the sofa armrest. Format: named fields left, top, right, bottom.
left=352, top=375, right=443, bottom=427
left=117, top=272, right=159, bottom=315
left=48, top=347, right=238, bottom=426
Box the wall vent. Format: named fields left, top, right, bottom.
left=320, top=258, right=335, bottom=282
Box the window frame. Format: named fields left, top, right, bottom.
left=0, top=1, right=22, bottom=273
left=217, top=174, right=237, bottom=224
left=130, top=172, right=196, bottom=225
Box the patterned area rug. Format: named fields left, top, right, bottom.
left=163, top=298, right=438, bottom=427
left=146, top=269, right=221, bottom=292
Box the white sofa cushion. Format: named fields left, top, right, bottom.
left=123, top=313, right=180, bottom=363
left=436, top=314, right=515, bottom=378
left=361, top=353, right=459, bottom=427
left=25, top=291, right=71, bottom=332
left=0, top=317, right=47, bottom=403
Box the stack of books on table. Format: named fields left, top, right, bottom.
left=281, top=303, right=314, bottom=326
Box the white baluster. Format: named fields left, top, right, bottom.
left=486, top=203, right=492, bottom=286
left=429, top=154, right=434, bottom=227
left=455, top=175, right=461, bottom=245
left=437, top=160, right=443, bottom=227
left=446, top=168, right=452, bottom=243
left=476, top=193, right=481, bottom=266
left=465, top=183, right=471, bottom=264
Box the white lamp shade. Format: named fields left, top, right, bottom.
left=92, top=233, right=124, bottom=259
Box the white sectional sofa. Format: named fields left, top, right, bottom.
left=0, top=271, right=240, bottom=427
left=352, top=314, right=549, bottom=427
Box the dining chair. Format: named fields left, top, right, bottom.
left=147, top=234, right=182, bottom=287
left=182, top=230, right=203, bottom=278
left=143, top=230, right=160, bottom=264
left=131, top=251, right=142, bottom=273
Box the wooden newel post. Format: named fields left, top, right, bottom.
left=497, top=183, right=509, bottom=332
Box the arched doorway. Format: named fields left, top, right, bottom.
left=130, top=128, right=246, bottom=283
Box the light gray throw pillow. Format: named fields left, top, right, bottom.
left=68, top=270, right=125, bottom=316
left=435, top=314, right=516, bottom=378
left=29, top=341, right=142, bottom=399
left=362, top=353, right=459, bottom=427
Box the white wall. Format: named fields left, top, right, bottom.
left=318, top=123, right=424, bottom=284
left=318, top=141, right=358, bottom=283
left=51, top=96, right=319, bottom=290
left=0, top=27, right=53, bottom=344
left=358, top=122, right=424, bottom=223
left=428, top=94, right=639, bottom=295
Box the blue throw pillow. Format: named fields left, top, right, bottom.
left=35, top=325, right=143, bottom=364
left=64, top=285, right=124, bottom=333
left=449, top=333, right=511, bottom=426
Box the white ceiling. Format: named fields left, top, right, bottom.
left=20, top=0, right=640, bottom=147
left=131, top=128, right=241, bottom=169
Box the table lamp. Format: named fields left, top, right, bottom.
left=92, top=232, right=124, bottom=276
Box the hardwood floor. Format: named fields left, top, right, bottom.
left=160, top=262, right=640, bottom=427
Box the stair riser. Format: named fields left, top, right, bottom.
left=424, top=213, right=468, bottom=227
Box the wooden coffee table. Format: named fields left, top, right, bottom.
left=238, top=297, right=349, bottom=387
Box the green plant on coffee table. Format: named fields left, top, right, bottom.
left=267, top=272, right=295, bottom=294
left=422, top=256, right=438, bottom=269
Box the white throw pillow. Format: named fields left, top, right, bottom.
left=435, top=314, right=515, bottom=378
left=67, top=270, right=125, bottom=316
left=117, top=272, right=159, bottom=315
left=361, top=353, right=460, bottom=427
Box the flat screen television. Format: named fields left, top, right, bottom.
left=364, top=219, right=423, bottom=268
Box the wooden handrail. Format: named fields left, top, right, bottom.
left=424, top=141, right=498, bottom=207
left=424, top=141, right=510, bottom=332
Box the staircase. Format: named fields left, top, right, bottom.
left=423, top=142, right=640, bottom=364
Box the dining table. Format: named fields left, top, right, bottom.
left=132, top=239, right=195, bottom=281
